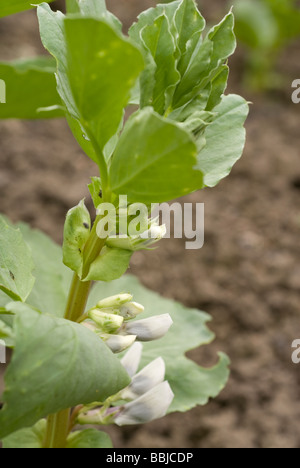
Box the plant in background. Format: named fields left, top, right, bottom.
left=0, top=0, right=248, bottom=448
left=232, top=0, right=300, bottom=90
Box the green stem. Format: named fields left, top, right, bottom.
left=84, top=126, right=110, bottom=198
left=64, top=274, right=92, bottom=322
left=43, top=409, right=71, bottom=448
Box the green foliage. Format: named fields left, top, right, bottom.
left=109, top=107, right=203, bottom=203
left=0, top=217, right=35, bottom=302
left=2, top=420, right=47, bottom=448
left=0, top=0, right=54, bottom=18
left=0, top=58, right=63, bottom=119
left=233, top=0, right=300, bottom=89
left=66, top=429, right=113, bottom=449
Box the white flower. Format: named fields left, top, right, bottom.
left=120, top=302, right=144, bottom=319
left=97, top=294, right=133, bottom=309
left=115, top=381, right=174, bottom=426
left=105, top=334, right=137, bottom=353
left=124, top=314, right=173, bottom=341
left=121, top=357, right=166, bottom=400
left=121, top=342, right=143, bottom=377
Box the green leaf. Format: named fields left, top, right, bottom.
left=0, top=304, right=130, bottom=439
left=63, top=200, right=91, bottom=276
left=129, top=1, right=182, bottom=44
left=63, top=17, right=144, bottom=152
left=37, top=5, right=79, bottom=118
left=0, top=216, right=35, bottom=302
left=66, top=429, right=113, bottom=448
left=109, top=108, right=203, bottom=203
left=196, top=94, right=249, bottom=187
left=2, top=420, right=46, bottom=449
left=0, top=57, right=63, bottom=119
left=88, top=275, right=230, bottom=413
left=140, top=14, right=180, bottom=114
left=66, top=113, right=98, bottom=164
left=129, top=1, right=180, bottom=109
left=173, top=0, right=205, bottom=56
left=0, top=0, right=54, bottom=18
left=18, top=222, right=72, bottom=318
left=173, top=12, right=236, bottom=109
left=205, top=64, right=229, bottom=112
left=84, top=247, right=132, bottom=282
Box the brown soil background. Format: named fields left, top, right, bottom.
left=1, top=0, right=300, bottom=448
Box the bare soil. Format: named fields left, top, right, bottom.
left=1, top=0, right=300, bottom=448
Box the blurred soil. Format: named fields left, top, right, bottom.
left=1, top=0, right=300, bottom=448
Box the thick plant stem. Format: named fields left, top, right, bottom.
left=44, top=409, right=71, bottom=448
left=64, top=274, right=92, bottom=322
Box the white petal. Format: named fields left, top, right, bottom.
left=121, top=342, right=143, bottom=377
left=120, top=302, right=144, bottom=319
left=125, top=314, right=173, bottom=341
left=115, top=381, right=174, bottom=426
left=140, top=225, right=166, bottom=240
left=105, top=334, right=137, bottom=353
left=122, top=357, right=165, bottom=399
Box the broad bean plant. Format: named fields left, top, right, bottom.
left=0, top=0, right=248, bottom=448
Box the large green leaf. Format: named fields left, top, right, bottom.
left=196, top=94, right=249, bottom=187
left=38, top=5, right=144, bottom=161
left=64, top=17, right=144, bottom=152
left=0, top=304, right=130, bottom=440
left=18, top=223, right=72, bottom=318
left=66, top=429, right=112, bottom=448
left=0, top=57, right=63, bottom=119
left=88, top=275, right=230, bottom=413
left=37, top=4, right=79, bottom=119
left=0, top=0, right=54, bottom=18
left=109, top=108, right=204, bottom=203
left=0, top=217, right=35, bottom=302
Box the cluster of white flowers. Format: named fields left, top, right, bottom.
left=78, top=343, right=174, bottom=426
left=82, top=293, right=173, bottom=353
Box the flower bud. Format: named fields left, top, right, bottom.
left=120, top=302, right=144, bottom=320
left=96, top=294, right=133, bottom=309
left=124, top=314, right=173, bottom=342
left=88, top=309, right=124, bottom=333
left=106, top=223, right=166, bottom=251
left=139, top=225, right=167, bottom=242
left=121, top=357, right=165, bottom=400
left=121, top=342, right=143, bottom=377
left=105, top=334, right=137, bottom=353
left=115, top=381, right=174, bottom=426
